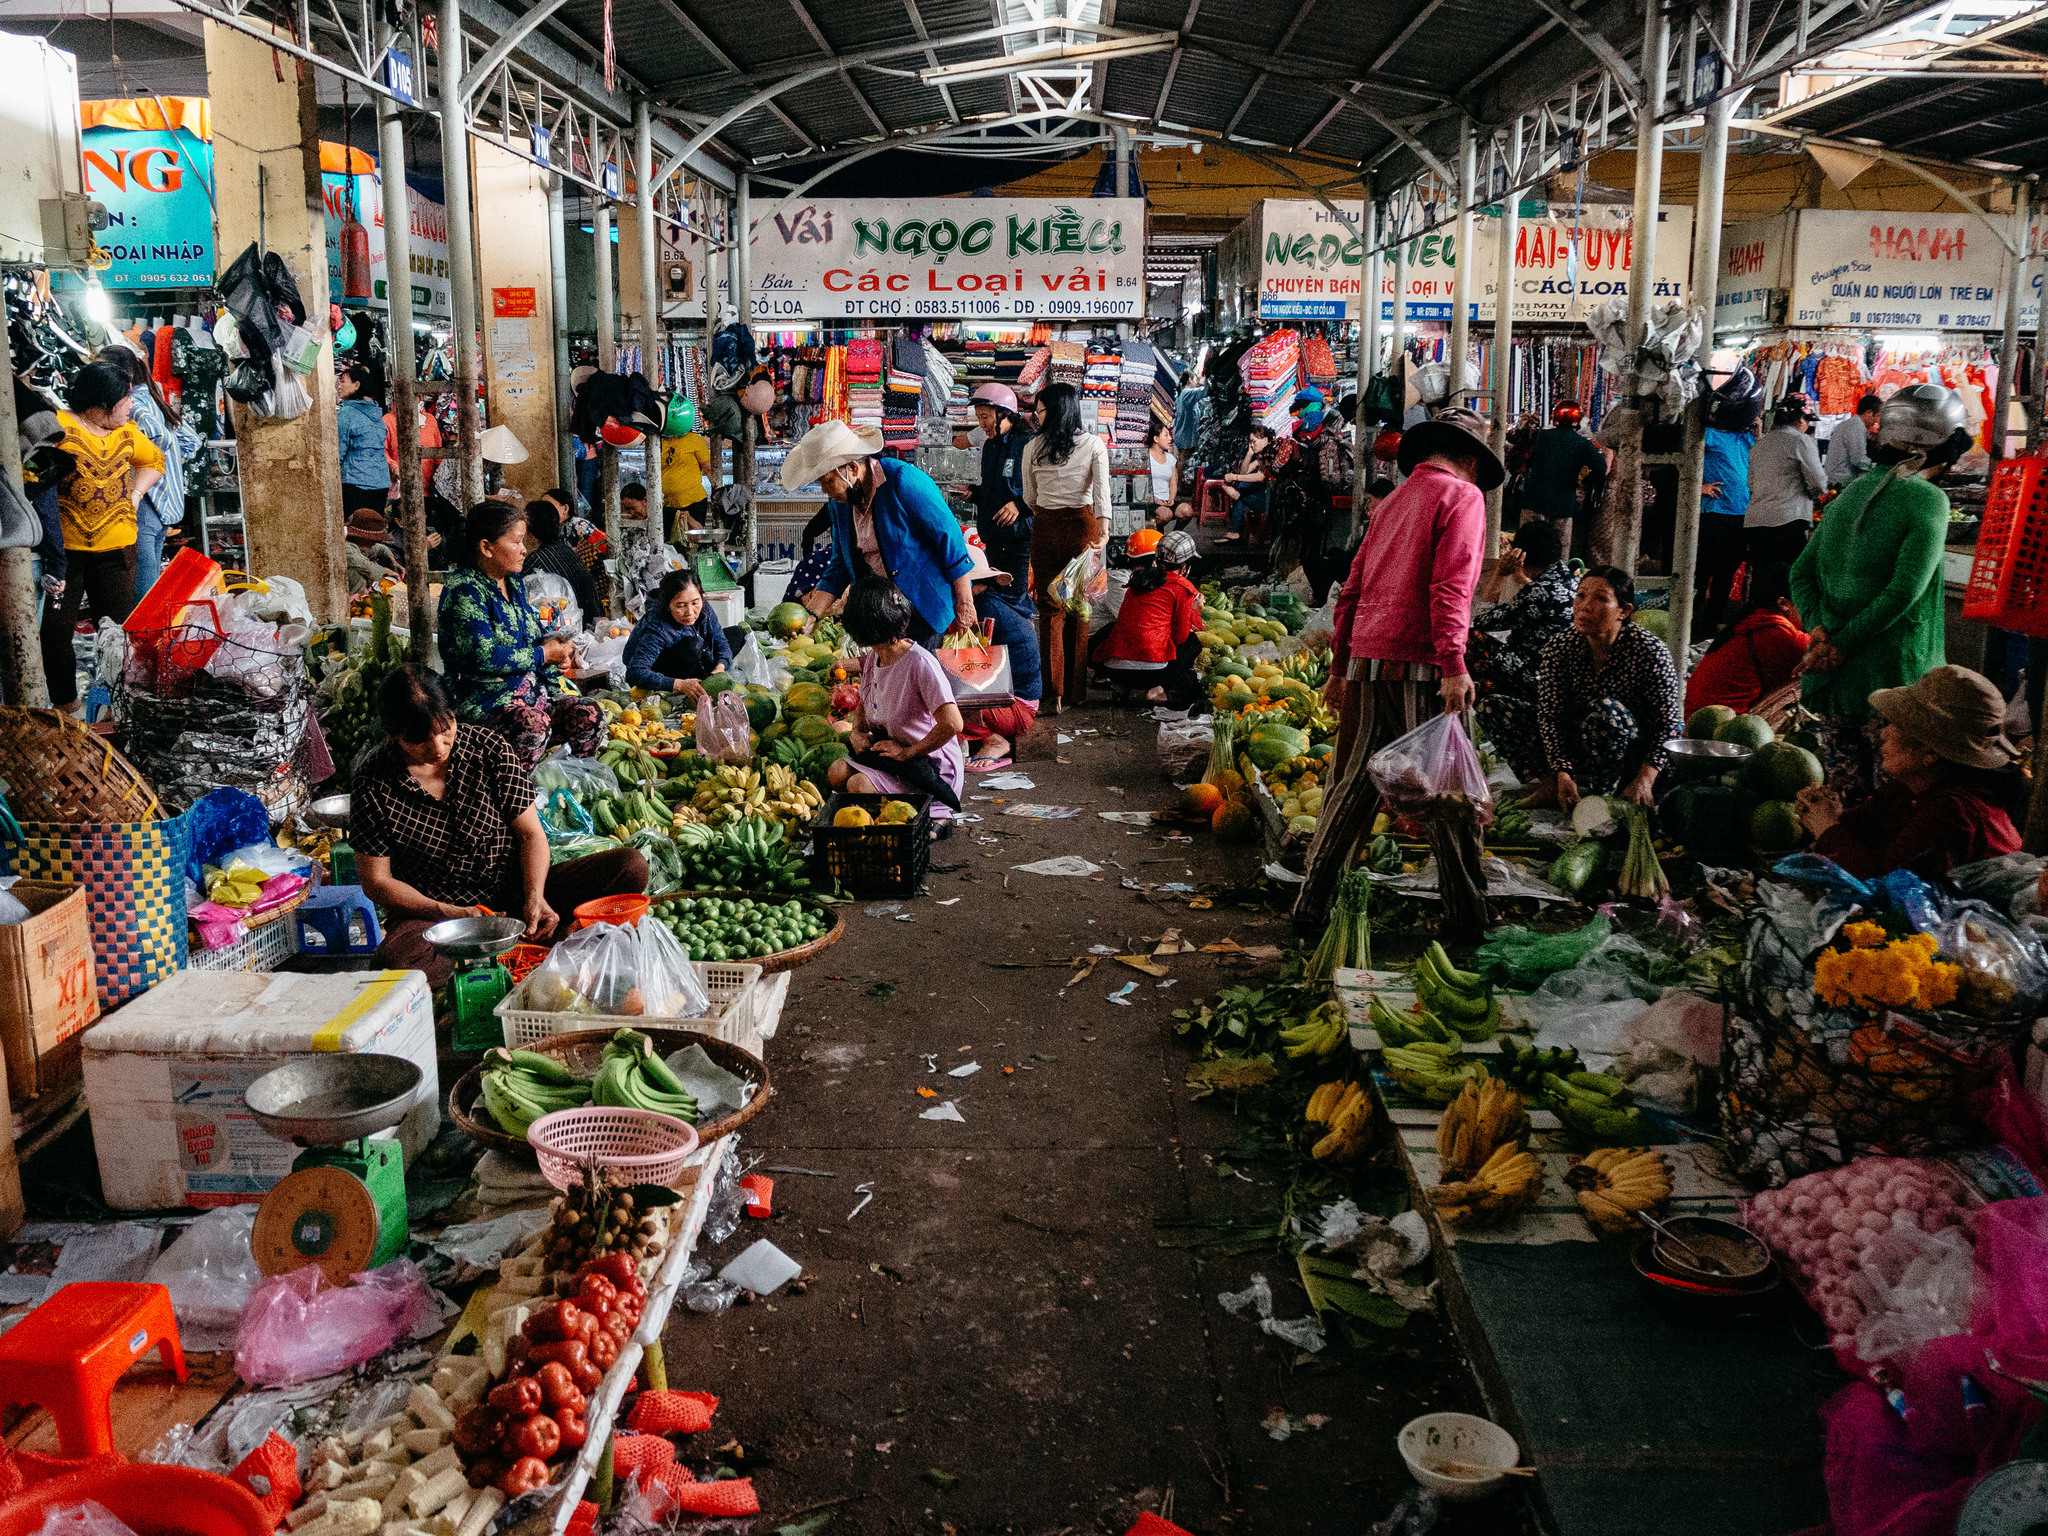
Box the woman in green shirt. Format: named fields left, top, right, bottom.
left=1789, top=384, right=1971, bottom=802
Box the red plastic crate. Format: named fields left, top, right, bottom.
left=1962, top=456, right=2048, bottom=635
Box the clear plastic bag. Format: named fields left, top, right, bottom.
left=1047, top=547, right=1107, bottom=616
left=1474, top=916, right=1616, bottom=989
left=1367, top=712, right=1493, bottom=820
left=1851, top=1225, right=1975, bottom=1365
left=538, top=786, right=595, bottom=845
left=146, top=1206, right=265, bottom=1352
left=1934, top=903, right=2048, bottom=1021
left=580, top=630, right=632, bottom=689
left=522, top=571, right=580, bottom=636
left=523, top=914, right=710, bottom=1020
left=695, top=692, right=753, bottom=763
left=534, top=749, right=620, bottom=799
left=234, top=1259, right=433, bottom=1385
left=727, top=633, right=774, bottom=689
left=33, top=1503, right=142, bottom=1536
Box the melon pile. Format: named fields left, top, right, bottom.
left=1685, top=707, right=1825, bottom=856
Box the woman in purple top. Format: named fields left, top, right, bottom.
left=826, top=577, right=966, bottom=823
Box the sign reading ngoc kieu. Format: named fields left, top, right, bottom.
left=742, top=199, right=1146, bottom=321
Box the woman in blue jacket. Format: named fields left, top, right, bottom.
left=787, top=421, right=975, bottom=646
left=622, top=568, right=733, bottom=697
left=337, top=364, right=393, bottom=518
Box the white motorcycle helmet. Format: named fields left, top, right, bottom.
left=1877, top=383, right=1968, bottom=449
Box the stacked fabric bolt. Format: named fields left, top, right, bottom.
left=883, top=336, right=925, bottom=452
left=920, top=338, right=957, bottom=422
left=1150, top=347, right=1181, bottom=425
left=1050, top=340, right=1086, bottom=389
left=1301, top=333, right=1338, bottom=392
left=846, top=337, right=884, bottom=434
left=1015, top=345, right=1052, bottom=395
left=1241, top=328, right=1302, bottom=434
left=1114, top=339, right=1155, bottom=449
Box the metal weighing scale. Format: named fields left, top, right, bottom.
left=423, top=913, right=527, bottom=1052
left=307, top=793, right=354, bottom=885
left=244, top=1054, right=424, bottom=1286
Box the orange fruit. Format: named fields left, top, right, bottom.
left=1210, top=769, right=1246, bottom=798
left=1183, top=783, right=1224, bottom=818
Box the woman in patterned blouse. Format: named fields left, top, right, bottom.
left=437, top=499, right=604, bottom=765
left=1531, top=566, right=1683, bottom=808
left=1468, top=520, right=1577, bottom=783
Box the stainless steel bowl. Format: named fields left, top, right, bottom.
left=422, top=913, right=527, bottom=959
left=243, top=1054, right=423, bottom=1144
left=1661, top=737, right=1754, bottom=785
left=307, top=794, right=353, bottom=828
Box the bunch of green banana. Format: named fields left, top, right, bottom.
left=480, top=1048, right=593, bottom=1138
left=594, top=1028, right=700, bottom=1125
left=1383, top=1040, right=1482, bottom=1103
left=1416, top=942, right=1502, bottom=1043
left=1541, top=1069, right=1647, bottom=1145
left=1496, top=1035, right=1584, bottom=1090
left=1369, top=994, right=1455, bottom=1047
left=1278, top=999, right=1348, bottom=1059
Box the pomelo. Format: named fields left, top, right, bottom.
left=1635, top=608, right=1670, bottom=640
left=1748, top=799, right=1804, bottom=853
left=1752, top=742, right=1824, bottom=799
left=1715, top=713, right=1776, bottom=750
left=1688, top=705, right=1737, bottom=740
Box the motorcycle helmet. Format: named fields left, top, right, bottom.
left=599, top=416, right=644, bottom=448
left=1552, top=402, right=1583, bottom=427
left=1707, top=367, right=1763, bottom=433
left=971, top=383, right=1019, bottom=414
left=1127, top=527, right=1162, bottom=558
left=1877, top=383, right=1969, bottom=448
left=663, top=394, right=696, bottom=437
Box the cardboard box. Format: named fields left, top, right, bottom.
left=0, top=881, right=98, bottom=1103
left=81, top=968, right=439, bottom=1210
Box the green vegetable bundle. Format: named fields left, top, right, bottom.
left=1307, top=867, right=1372, bottom=987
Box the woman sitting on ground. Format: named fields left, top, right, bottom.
left=1088, top=528, right=1204, bottom=707
left=623, top=568, right=733, bottom=699
left=438, top=498, right=604, bottom=764
left=357, top=667, right=648, bottom=988
left=826, top=577, right=966, bottom=824
left=520, top=492, right=600, bottom=626
left=1798, top=666, right=2021, bottom=881
left=957, top=532, right=1042, bottom=773
left=1531, top=566, right=1683, bottom=809
left=1683, top=562, right=1807, bottom=722
left=1467, top=519, right=1576, bottom=784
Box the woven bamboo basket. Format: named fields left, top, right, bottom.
left=0, top=708, right=160, bottom=824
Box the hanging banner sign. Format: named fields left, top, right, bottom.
left=322, top=168, right=452, bottom=321
left=1788, top=208, right=2009, bottom=331
left=1388, top=204, right=1694, bottom=324
left=745, top=198, right=1147, bottom=321
left=81, top=123, right=215, bottom=288
left=1716, top=214, right=1792, bottom=335
left=1250, top=199, right=1366, bottom=321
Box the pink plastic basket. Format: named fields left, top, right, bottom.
left=526, top=1106, right=701, bottom=1190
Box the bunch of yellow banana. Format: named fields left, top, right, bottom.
left=1430, top=1142, right=1544, bottom=1226
left=1434, top=1074, right=1530, bottom=1180
left=667, top=805, right=708, bottom=828
left=1278, top=999, right=1348, bottom=1060
left=691, top=762, right=822, bottom=829
left=1564, top=1147, right=1673, bottom=1237
left=1305, top=1080, right=1373, bottom=1160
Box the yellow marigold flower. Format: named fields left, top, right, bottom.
left=1842, top=921, right=1888, bottom=949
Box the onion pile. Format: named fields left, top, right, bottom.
left=1746, top=1157, right=1976, bottom=1347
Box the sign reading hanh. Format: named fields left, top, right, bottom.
left=750, top=198, right=1146, bottom=321
left=1790, top=208, right=2011, bottom=331
left=1716, top=214, right=1792, bottom=334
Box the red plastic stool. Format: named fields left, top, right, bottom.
left=0, top=1283, right=187, bottom=1457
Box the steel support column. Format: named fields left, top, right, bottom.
left=380, top=44, right=430, bottom=654
left=1618, top=0, right=1670, bottom=575
left=1392, top=211, right=1410, bottom=447
left=734, top=174, right=756, bottom=500
left=1449, top=119, right=1475, bottom=407
left=1992, top=179, right=2031, bottom=464
left=439, top=0, right=485, bottom=512
left=2034, top=209, right=2048, bottom=452
left=549, top=174, right=575, bottom=491
left=1670, top=22, right=1739, bottom=674
left=636, top=99, right=665, bottom=542
left=1486, top=177, right=1519, bottom=548
left=1354, top=183, right=1379, bottom=535
left=594, top=191, right=621, bottom=560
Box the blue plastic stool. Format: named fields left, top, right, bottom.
left=294, top=885, right=382, bottom=957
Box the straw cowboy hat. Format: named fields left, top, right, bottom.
left=1868, top=666, right=2016, bottom=771
left=782, top=420, right=884, bottom=495
left=479, top=424, right=529, bottom=465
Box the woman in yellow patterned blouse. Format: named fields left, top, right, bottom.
left=38, top=359, right=164, bottom=708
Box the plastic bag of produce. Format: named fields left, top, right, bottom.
left=728, top=632, right=775, bottom=689
left=234, top=1258, right=433, bottom=1385
left=1366, top=712, right=1492, bottom=821
left=695, top=691, right=753, bottom=763
left=628, top=828, right=687, bottom=895
left=1931, top=902, right=2048, bottom=1021
left=524, top=914, right=709, bottom=1020
left=534, top=747, right=620, bottom=799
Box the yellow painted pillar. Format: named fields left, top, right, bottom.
left=473, top=140, right=559, bottom=503
left=204, top=20, right=346, bottom=621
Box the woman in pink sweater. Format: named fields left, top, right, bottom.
left=1298, top=407, right=1498, bottom=925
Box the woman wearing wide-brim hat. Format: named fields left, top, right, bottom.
left=1797, top=664, right=2022, bottom=880
left=787, top=420, right=977, bottom=646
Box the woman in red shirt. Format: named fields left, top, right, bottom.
left=1683, top=563, right=1807, bottom=721
left=1090, top=528, right=1203, bottom=706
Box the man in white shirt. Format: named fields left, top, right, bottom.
left=1825, top=393, right=1882, bottom=485
left=1746, top=395, right=1826, bottom=568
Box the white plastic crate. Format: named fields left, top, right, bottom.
left=495, top=960, right=763, bottom=1048
left=185, top=914, right=298, bottom=973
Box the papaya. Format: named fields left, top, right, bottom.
left=1214, top=797, right=1260, bottom=843
left=1183, top=783, right=1224, bottom=818
left=784, top=681, right=833, bottom=717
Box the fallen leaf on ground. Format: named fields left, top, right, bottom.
left=1116, top=954, right=1169, bottom=977
left=1187, top=897, right=1214, bottom=909
left=923, top=1469, right=959, bottom=1489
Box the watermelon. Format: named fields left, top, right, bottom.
left=768, top=601, right=809, bottom=638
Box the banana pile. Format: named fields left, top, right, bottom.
left=1542, top=1069, right=1649, bottom=1146
left=691, top=763, right=824, bottom=830
left=1415, top=942, right=1502, bottom=1042
left=593, top=1028, right=700, bottom=1124
left=478, top=1049, right=593, bottom=1139
left=1565, top=1148, right=1674, bottom=1236
left=598, top=700, right=691, bottom=751
left=1383, top=1039, right=1483, bottom=1103
left=1495, top=1036, right=1584, bottom=1090
left=1430, top=1142, right=1544, bottom=1226
left=1305, top=1080, right=1374, bottom=1160
left=1434, top=1074, right=1530, bottom=1180
left=1278, top=998, right=1349, bottom=1059
left=1369, top=995, right=1461, bottom=1048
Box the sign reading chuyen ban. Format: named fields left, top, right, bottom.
left=745, top=199, right=1147, bottom=321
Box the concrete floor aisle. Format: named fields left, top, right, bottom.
left=656, top=698, right=1533, bottom=1535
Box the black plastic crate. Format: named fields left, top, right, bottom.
left=810, top=791, right=933, bottom=896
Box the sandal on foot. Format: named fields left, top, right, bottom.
left=967, top=754, right=1013, bottom=771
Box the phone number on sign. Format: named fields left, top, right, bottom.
left=837, top=298, right=1140, bottom=318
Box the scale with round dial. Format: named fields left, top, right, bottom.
left=242, top=1054, right=423, bottom=1285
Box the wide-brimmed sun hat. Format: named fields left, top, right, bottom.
left=781, top=420, right=886, bottom=494
left=1396, top=406, right=1506, bottom=492
left=1868, top=666, right=2016, bottom=770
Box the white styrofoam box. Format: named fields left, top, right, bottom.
left=705, top=587, right=746, bottom=629
left=81, top=969, right=439, bottom=1211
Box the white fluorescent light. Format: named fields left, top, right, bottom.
left=918, top=32, right=1178, bottom=86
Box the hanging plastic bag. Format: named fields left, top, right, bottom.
left=146, top=1206, right=265, bottom=1352
left=233, top=1259, right=433, bottom=1386
left=265, top=358, right=312, bottom=422
left=1367, top=712, right=1493, bottom=820
left=523, top=914, right=710, bottom=1020
left=695, top=691, right=752, bottom=763
left=727, top=632, right=774, bottom=689
left=1047, top=546, right=1107, bottom=617
left=522, top=571, right=580, bottom=636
